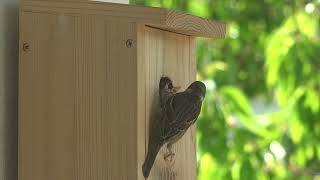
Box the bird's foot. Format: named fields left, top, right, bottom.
left=164, top=152, right=175, bottom=162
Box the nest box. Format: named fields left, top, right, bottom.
left=19, top=0, right=226, bottom=179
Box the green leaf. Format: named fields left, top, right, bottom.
left=187, top=0, right=209, bottom=17
left=296, top=12, right=318, bottom=40
left=290, top=114, right=305, bottom=144
left=240, top=158, right=255, bottom=180
left=198, top=153, right=215, bottom=180
left=304, top=89, right=320, bottom=113
left=220, top=86, right=252, bottom=115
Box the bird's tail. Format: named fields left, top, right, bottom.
left=142, top=143, right=161, bottom=178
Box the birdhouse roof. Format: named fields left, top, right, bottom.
left=22, top=0, right=226, bottom=38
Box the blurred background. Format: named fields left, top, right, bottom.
left=130, top=0, right=320, bottom=179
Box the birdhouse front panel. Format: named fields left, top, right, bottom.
left=137, top=25, right=197, bottom=180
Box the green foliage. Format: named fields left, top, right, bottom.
left=130, top=0, right=320, bottom=179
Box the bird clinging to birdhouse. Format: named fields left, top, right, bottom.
left=142, top=77, right=206, bottom=178
left=158, top=77, right=180, bottom=106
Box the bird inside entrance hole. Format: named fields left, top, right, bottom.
left=142, top=77, right=206, bottom=178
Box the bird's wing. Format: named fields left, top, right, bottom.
left=148, top=103, right=167, bottom=146
left=163, top=92, right=201, bottom=140
left=172, top=92, right=200, bottom=125
left=159, top=91, right=174, bottom=108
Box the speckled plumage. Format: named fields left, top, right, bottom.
left=142, top=77, right=206, bottom=178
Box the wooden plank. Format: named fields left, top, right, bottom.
left=19, top=12, right=139, bottom=180
left=74, top=17, right=137, bottom=180
left=21, top=0, right=226, bottom=38
left=92, top=0, right=128, bottom=4
left=165, top=10, right=226, bottom=38
left=137, top=25, right=197, bottom=180
left=137, top=24, right=147, bottom=180
left=19, top=12, right=77, bottom=180
left=21, top=0, right=129, bottom=3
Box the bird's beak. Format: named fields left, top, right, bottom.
left=173, top=86, right=181, bottom=92
left=200, top=96, right=204, bottom=101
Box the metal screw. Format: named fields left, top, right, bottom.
left=23, top=43, right=30, bottom=52
left=126, top=39, right=133, bottom=48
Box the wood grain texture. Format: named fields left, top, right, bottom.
left=137, top=25, right=197, bottom=180
left=20, top=3, right=204, bottom=179
left=19, top=12, right=77, bottom=180
left=19, top=12, right=138, bottom=180
left=91, top=0, right=129, bottom=4
left=137, top=24, right=147, bottom=180
left=74, top=17, right=137, bottom=180
left=21, top=0, right=129, bottom=3
left=21, top=0, right=226, bottom=38
left=166, top=10, right=226, bottom=38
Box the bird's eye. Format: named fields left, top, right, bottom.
left=168, top=83, right=173, bottom=89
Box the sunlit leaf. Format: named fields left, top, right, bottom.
left=162, top=0, right=173, bottom=8
left=198, top=153, right=215, bottom=180
left=204, top=61, right=228, bottom=78
left=220, top=86, right=252, bottom=115
left=317, top=145, right=320, bottom=160
left=265, top=19, right=295, bottom=87
left=290, top=114, right=305, bottom=144
left=231, top=160, right=241, bottom=179
left=187, top=0, right=209, bottom=17
left=304, top=89, right=320, bottom=113
left=296, top=12, right=318, bottom=40
left=291, top=147, right=307, bottom=167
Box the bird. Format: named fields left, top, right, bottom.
left=158, top=77, right=180, bottom=106
left=142, top=77, right=206, bottom=178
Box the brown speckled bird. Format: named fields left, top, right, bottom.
left=158, top=77, right=180, bottom=106
left=142, top=77, right=206, bottom=178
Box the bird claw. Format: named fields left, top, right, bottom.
left=164, top=152, right=175, bottom=162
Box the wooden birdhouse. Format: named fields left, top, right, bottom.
left=19, top=0, right=226, bottom=179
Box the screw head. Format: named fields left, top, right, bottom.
left=126, top=39, right=133, bottom=48
left=22, top=43, right=30, bottom=52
